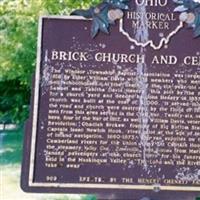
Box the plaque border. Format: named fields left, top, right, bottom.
left=28, top=16, right=200, bottom=192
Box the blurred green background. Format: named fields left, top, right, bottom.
left=0, top=0, right=100, bottom=199
left=0, top=0, right=100, bottom=124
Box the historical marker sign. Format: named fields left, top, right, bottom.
left=22, top=1, right=200, bottom=199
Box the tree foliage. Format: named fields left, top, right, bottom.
left=0, top=0, right=100, bottom=124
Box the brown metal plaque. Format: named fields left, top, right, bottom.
left=21, top=2, right=200, bottom=199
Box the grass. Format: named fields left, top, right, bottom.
left=0, top=128, right=97, bottom=200
left=0, top=129, right=23, bottom=165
